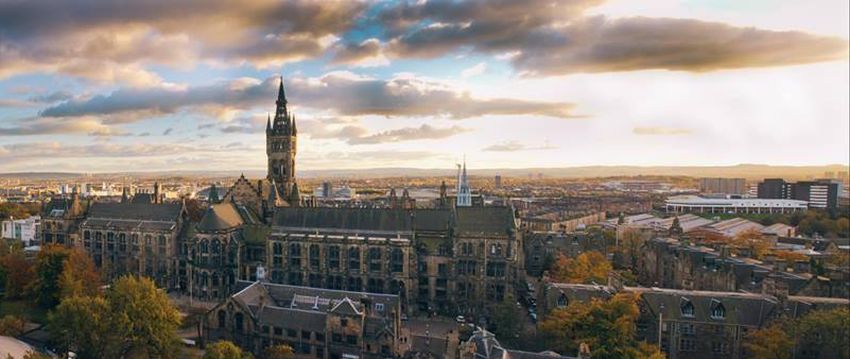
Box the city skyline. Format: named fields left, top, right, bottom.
left=1, top=0, right=849, bottom=173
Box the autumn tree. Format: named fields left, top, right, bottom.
left=743, top=323, right=793, bottom=359
left=263, top=344, right=294, bottom=359
left=0, top=250, right=35, bottom=299
left=549, top=251, right=612, bottom=284
left=539, top=292, right=662, bottom=359
left=0, top=314, right=26, bottom=336
left=108, top=275, right=182, bottom=357
left=618, top=228, right=650, bottom=269
left=745, top=307, right=850, bottom=359
left=204, top=340, right=253, bottom=359
left=59, top=248, right=102, bottom=298
left=729, top=229, right=771, bottom=260
left=48, top=276, right=182, bottom=359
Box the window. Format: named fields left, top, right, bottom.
left=118, top=233, right=127, bottom=252
left=712, top=341, right=729, bottom=354
left=680, top=300, right=695, bottom=318
left=375, top=303, right=385, bottom=312
left=106, top=232, right=115, bottom=251
left=302, top=330, right=311, bottom=340
left=679, top=338, right=696, bottom=352
left=315, top=333, right=325, bottom=342
left=217, top=310, right=226, bottom=327
left=679, top=323, right=695, bottom=335
left=368, top=247, right=382, bottom=273
left=348, top=247, right=360, bottom=271
left=710, top=301, right=726, bottom=319
left=332, top=333, right=342, bottom=343
left=557, top=294, right=568, bottom=308
left=486, top=262, right=506, bottom=277
left=346, top=335, right=357, bottom=345
left=274, top=327, right=283, bottom=336
left=340, top=319, right=348, bottom=327
left=287, top=328, right=297, bottom=338
left=390, top=248, right=404, bottom=273
left=289, top=243, right=302, bottom=267
left=328, top=245, right=340, bottom=269
left=309, top=244, right=320, bottom=270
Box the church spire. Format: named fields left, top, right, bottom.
left=277, top=75, right=287, bottom=105
left=266, top=112, right=271, bottom=131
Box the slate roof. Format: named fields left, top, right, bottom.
left=82, top=202, right=182, bottom=231
left=87, top=202, right=182, bottom=221
left=629, top=286, right=778, bottom=327
left=198, top=203, right=246, bottom=232
left=455, top=206, right=516, bottom=236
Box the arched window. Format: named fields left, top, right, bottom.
left=368, top=247, right=382, bottom=273
left=390, top=248, right=404, bottom=273
left=200, top=240, right=209, bottom=254
left=348, top=247, right=360, bottom=271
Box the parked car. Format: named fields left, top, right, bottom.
left=455, top=315, right=466, bottom=324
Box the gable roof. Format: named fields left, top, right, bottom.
left=198, top=203, right=247, bottom=232
left=455, top=206, right=516, bottom=236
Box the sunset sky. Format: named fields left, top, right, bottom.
left=1, top=0, right=848, bottom=173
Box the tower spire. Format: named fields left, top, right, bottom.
left=277, top=76, right=286, bottom=105
left=266, top=112, right=271, bottom=131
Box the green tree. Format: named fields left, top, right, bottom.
left=550, top=251, right=612, bottom=284
left=49, top=296, right=117, bottom=359
left=796, top=307, right=850, bottom=359
left=539, top=293, right=662, bottom=359
left=204, top=340, right=252, bottom=359
left=262, top=344, right=294, bottom=359
left=743, top=323, right=793, bottom=359
left=34, top=245, right=71, bottom=307
left=490, top=294, right=523, bottom=348
left=107, top=275, right=182, bottom=357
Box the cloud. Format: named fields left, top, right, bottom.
left=0, top=116, right=129, bottom=136
left=632, top=126, right=692, bottom=135
left=289, top=72, right=576, bottom=118
left=483, top=140, right=558, bottom=152
left=332, top=38, right=390, bottom=67
left=461, top=62, right=487, bottom=78
left=373, top=0, right=848, bottom=75
left=0, top=141, right=263, bottom=161
left=0, top=0, right=367, bottom=83
left=36, top=73, right=576, bottom=122
left=348, top=124, right=470, bottom=144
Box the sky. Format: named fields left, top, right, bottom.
left=0, top=0, right=848, bottom=173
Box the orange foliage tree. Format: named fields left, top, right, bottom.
left=550, top=251, right=612, bottom=284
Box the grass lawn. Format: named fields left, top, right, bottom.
left=0, top=298, right=49, bottom=324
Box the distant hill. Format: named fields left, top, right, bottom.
left=2, top=164, right=847, bottom=181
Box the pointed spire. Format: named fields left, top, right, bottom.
left=276, top=76, right=287, bottom=105
left=266, top=113, right=271, bottom=131
left=290, top=182, right=301, bottom=206
left=291, top=114, right=297, bottom=135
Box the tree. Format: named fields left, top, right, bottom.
left=263, top=344, right=294, bottom=359
left=796, top=307, right=850, bottom=359
left=550, top=251, right=612, bottom=284
left=744, top=323, right=793, bottom=359
left=490, top=294, right=523, bottom=348
left=34, top=245, right=71, bottom=307
left=618, top=228, right=649, bottom=269
left=728, top=229, right=770, bottom=260
left=59, top=248, right=102, bottom=298
left=0, top=314, right=26, bottom=336
left=49, top=296, right=117, bottom=359
left=204, top=340, right=252, bottom=359
left=0, top=250, right=35, bottom=299
left=107, top=276, right=182, bottom=358
left=539, top=292, right=662, bottom=359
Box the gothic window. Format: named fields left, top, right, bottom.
left=211, top=240, right=221, bottom=266
left=348, top=247, right=360, bottom=272
left=368, top=247, right=382, bottom=273
left=289, top=243, right=301, bottom=267
left=235, top=313, right=244, bottom=332
left=710, top=300, right=726, bottom=319
left=118, top=233, right=127, bottom=252
left=390, top=248, right=404, bottom=273
left=486, top=262, right=506, bottom=277
left=83, top=230, right=91, bottom=248
left=327, top=245, right=340, bottom=269
left=272, top=242, right=283, bottom=267
left=217, top=310, right=226, bottom=328
left=681, top=299, right=695, bottom=318
left=158, top=235, right=167, bottom=255
left=557, top=293, right=568, bottom=308
left=106, top=232, right=115, bottom=251
left=309, top=244, right=320, bottom=270
left=94, top=232, right=103, bottom=250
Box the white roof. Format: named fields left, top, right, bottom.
left=666, top=195, right=808, bottom=208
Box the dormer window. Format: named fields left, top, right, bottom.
left=557, top=293, right=568, bottom=308
left=680, top=299, right=695, bottom=318
left=710, top=300, right=726, bottom=319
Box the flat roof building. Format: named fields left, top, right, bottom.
left=665, top=195, right=807, bottom=214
